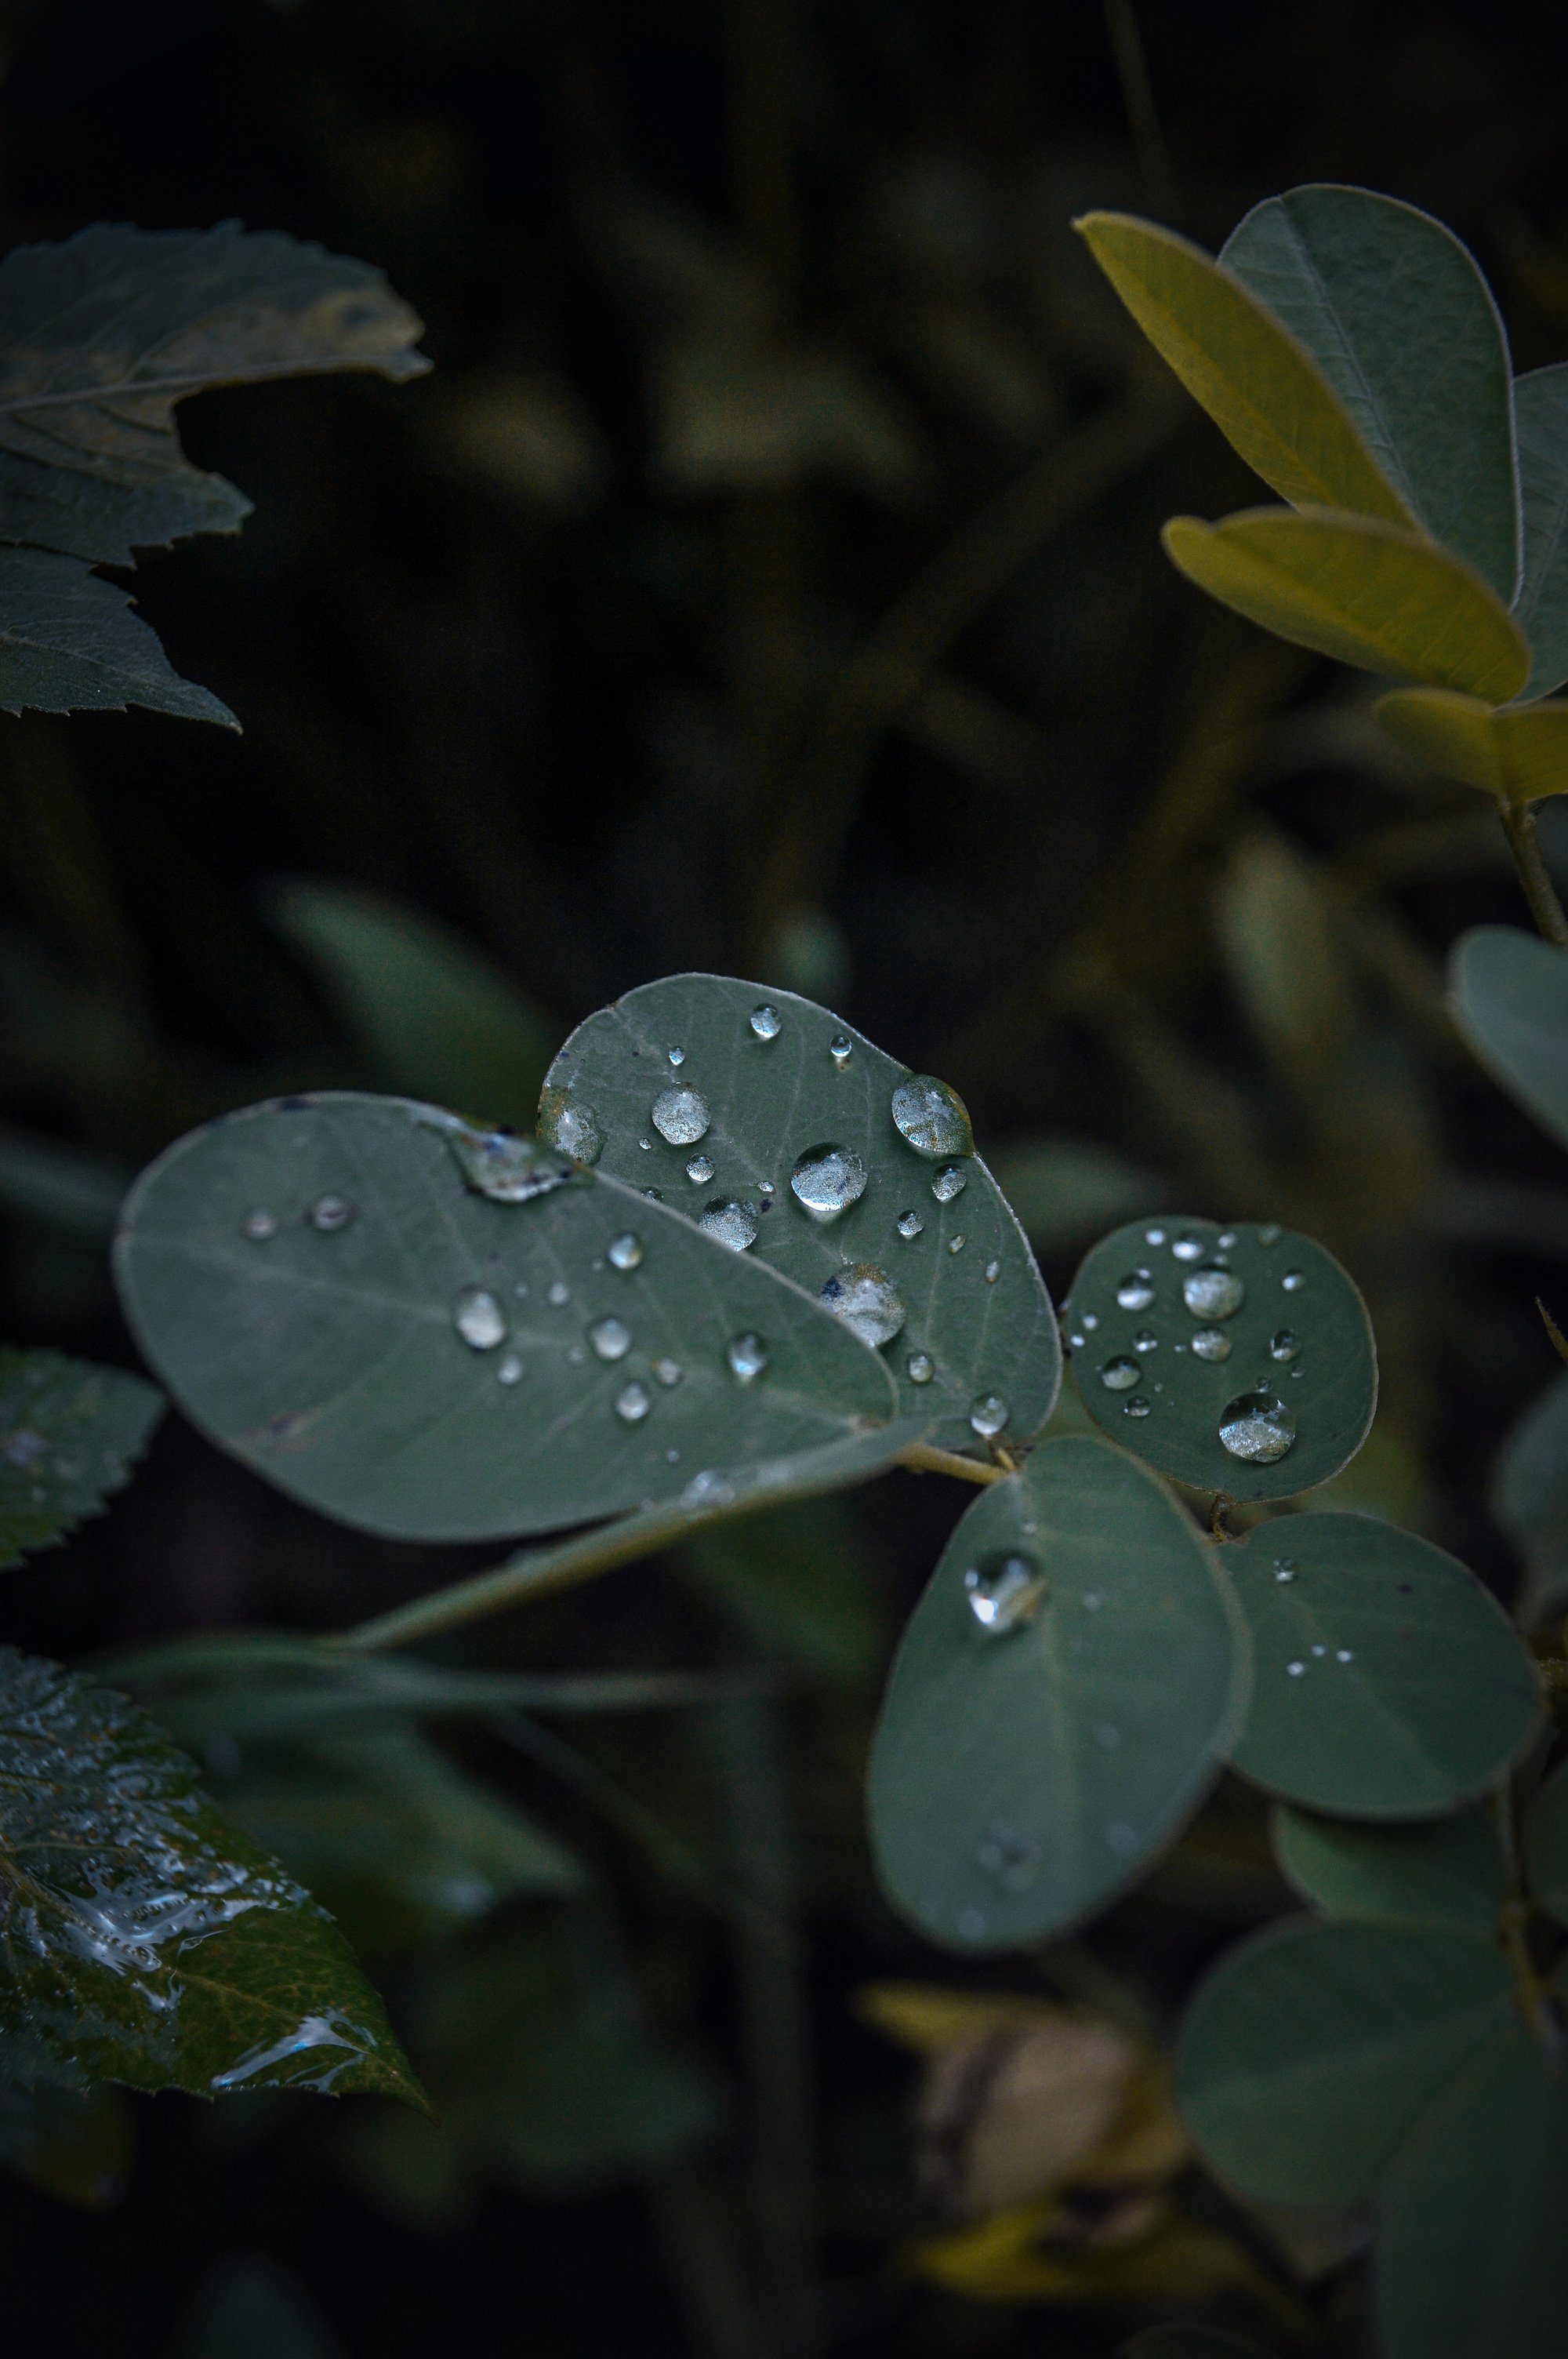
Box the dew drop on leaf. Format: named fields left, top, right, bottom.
left=546, top=1279, right=570, bottom=1307
left=946, top=1234, right=966, bottom=1255
left=652, top=1356, right=683, bottom=1387
left=969, top=1392, right=1007, bottom=1438
left=931, top=1163, right=967, bottom=1204
left=241, top=1208, right=277, bottom=1241
left=1273, top=1557, right=1298, bottom=1582
left=789, top=1143, right=867, bottom=1219
left=1282, top=1270, right=1305, bottom=1292
left=1123, top=1394, right=1152, bottom=1419
left=1132, top=1327, right=1157, bottom=1351
left=906, top=1351, right=935, bottom=1384
left=497, top=1353, right=522, bottom=1386
left=1269, top=1328, right=1300, bottom=1361
left=685, top=1153, right=715, bottom=1184
left=984, top=1259, right=1000, bottom=1284
left=608, top=1232, right=644, bottom=1270
left=1258, top=1223, right=1281, bottom=1246
left=818, top=1263, right=906, bottom=1347
left=448, top=1126, right=575, bottom=1202
left=1190, top=1328, right=1231, bottom=1362
left=588, top=1317, right=633, bottom=1362
left=700, top=1198, right=760, bottom=1251
left=613, top=1381, right=651, bottom=1423
left=963, top=1548, right=1047, bottom=1633
left=890, top=1074, right=974, bottom=1159
left=1218, top=1388, right=1296, bottom=1463
left=725, top=1332, right=768, bottom=1383
left=308, top=1194, right=355, bottom=1233
left=666, top=1045, right=684, bottom=1066
left=539, top=1090, right=605, bottom=1165
left=977, top=1824, right=1041, bottom=1889
left=1182, top=1265, right=1246, bottom=1320
left=454, top=1286, right=506, bottom=1351
left=896, top=1209, right=924, bottom=1239
left=829, top=1034, right=854, bottom=1070
left=651, top=1085, right=711, bottom=1146
left=1100, top=1356, right=1141, bottom=1391
left=1116, top=1270, right=1155, bottom=1310
left=1171, top=1233, right=1203, bottom=1262
left=750, top=1004, right=782, bottom=1041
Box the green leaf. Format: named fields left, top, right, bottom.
left=1511, top=363, right=1568, bottom=697
left=1273, top=1800, right=1508, bottom=1932
left=266, top=880, right=554, bottom=1129
left=869, top=1434, right=1243, bottom=1953
left=678, top=1492, right=885, bottom=1684
left=1073, top=212, right=1411, bottom=524
left=1221, top=186, right=1520, bottom=600
left=1375, top=2013, right=1568, bottom=2359
left=0, top=221, right=427, bottom=568
left=0, top=1344, right=162, bottom=1568
left=0, top=1646, right=421, bottom=2104
left=1065, top=1216, right=1376, bottom=1502
left=1525, top=1757, right=1568, bottom=1927
left=1450, top=925, right=1568, bottom=1154
left=1214, top=833, right=1355, bottom=1085
left=1376, top=689, right=1568, bottom=806
left=983, top=1137, right=1165, bottom=1256
left=0, top=2080, right=129, bottom=2207
left=1492, top=1368, right=1568, bottom=1627
left=1176, top=1917, right=1512, bottom=2206
left=1224, top=1512, right=1540, bottom=1817
left=113, top=1092, right=898, bottom=1543
left=540, top=973, right=1058, bottom=1457
left=0, top=547, right=236, bottom=725
left=1163, top=509, right=1531, bottom=701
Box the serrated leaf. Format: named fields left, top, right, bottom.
left=1376, top=688, right=1568, bottom=806
left=1492, top=1367, right=1568, bottom=1627
left=0, top=1647, right=420, bottom=2103
left=0, top=547, right=235, bottom=724
left=541, top=974, right=1058, bottom=1457
left=869, top=1434, right=1243, bottom=1953
left=0, top=1344, right=162, bottom=1568
left=113, top=1092, right=898, bottom=1543
left=1163, top=509, right=1531, bottom=700
left=1450, top=925, right=1568, bottom=1153
left=1221, top=186, right=1520, bottom=599
left=1525, top=1757, right=1568, bottom=1927
left=0, top=221, right=427, bottom=568
left=1073, top=212, right=1411, bottom=524
left=1273, top=1800, right=1508, bottom=1932
left=0, top=2080, right=129, bottom=2207
left=1512, top=362, right=1568, bottom=698
left=1065, top=1216, right=1376, bottom=1503
left=1224, top=1512, right=1540, bottom=1817
left=1176, top=1917, right=1512, bottom=2206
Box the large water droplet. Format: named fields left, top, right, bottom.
left=829, top=1034, right=853, bottom=1070
left=309, top=1194, right=355, bottom=1233
left=700, top=1198, right=760, bottom=1251
left=1191, top=1328, right=1232, bottom=1363
left=1182, top=1264, right=1245, bottom=1321
left=819, top=1263, right=906, bottom=1347
left=931, top=1164, right=967, bottom=1205
left=750, top=1004, right=781, bottom=1041
left=726, top=1332, right=768, bottom=1383
left=651, top=1085, right=711, bottom=1147
left=890, top=1074, right=973, bottom=1160
left=964, top=1549, right=1047, bottom=1632
left=789, top=1143, right=867, bottom=1219
left=897, top=1209, right=924, bottom=1240
left=449, top=1126, right=575, bottom=1202
left=589, top=1316, right=633, bottom=1362
left=455, top=1285, right=506, bottom=1351
left=652, top=1356, right=684, bottom=1387
left=1116, top=1270, right=1156, bottom=1311
left=614, top=1381, right=651, bottom=1423
left=1269, top=1328, right=1299, bottom=1362
left=906, top=1351, right=935, bottom=1384
left=1218, top=1389, right=1296, bottom=1464
left=977, top=1824, right=1040, bottom=1890
left=241, top=1207, right=277, bottom=1241
left=539, top=1089, right=605, bottom=1165
left=608, top=1232, right=644, bottom=1271
left=1100, top=1356, right=1141, bottom=1391
left=969, top=1393, right=1007, bottom=1439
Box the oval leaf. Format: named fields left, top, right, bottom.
left=1225, top=1512, right=1540, bottom=1817
left=1221, top=187, right=1520, bottom=600
left=1512, top=362, right=1568, bottom=698
left=1450, top=925, right=1568, bottom=1153
left=541, top=973, right=1058, bottom=1456
left=1376, top=688, right=1568, bottom=806
left=1273, top=1801, right=1508, bottom=1932
left=1176, top=1917, right=1512, bottom=2207
left=1065, top=1216, right=1376, bottom=1502
left=1163, top=509, right=1531, bottom=701
left=0, top=1344, right=162, bottom=1568
left=869, top=1434, right=1243, bottom=1953
left=1525, top=1757, right=1568, bottom=1928
left=1073, top=213, right=1411, bottom=524
left=113, top=1092, right=898, bottom=1543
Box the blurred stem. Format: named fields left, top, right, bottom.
left=1497, top=798, right=1568, bottom=948
left=650, top=2173, right=768, bottom=2359
left=1102, top=0, right=1177, bottom=215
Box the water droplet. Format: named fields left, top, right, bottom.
left=1218, top=1231, right=1238, bottom=1249
left=700, top=1198, right=760, bottom=1252
left=448, top=1125, right=574, bottom=1202
left=1082, top=1312, right=1098, bottom=1331
left=684, top=1469, right=737, bottom=1508
left=750, top=1004, right=782, bottom=1041
left=241, top=1207, right=277, bottom=1241
left=1258, top=1223, right=1281, bottom=1247
left=547, top=1280, right=571, bottom=1307
left=819, top=1263, right=906, bottom=1347
left=890, top=1074, right=973, bottom=1159
left=1337, top=1648, right=1355, bottom=1663
left=1218, top=1389, right=1296, bottom=1464
left=897, top=1209, right=924, bottom=1240
left=759, top=1180, right=775, bottom=1196
left=906, top=1351, right=935, bottom=1384
left=947, top=1234, right=967, bottom=1255
left=789, top=1143, right=867, bottom=1219
left=1191, top=1328, right=1232, bottom=1363
left=1311, top=1643, right=1327, bottom=1657
left=308, top=1194, right=355, bottom=1233
left=1105, top=1822, right=1139, bottom=1857
left=1281, top=1270, right=1305, bottom=1292
left=969, top=1393, right=1008, bottom=1438
left=964, top=1549, right=1048, bottom=1632
left=643, top=1187, right=662, bottom=1201
left=829, top=1034, right=854, bottom=1070
left=652, top=1357, right=683, bottom=1387
left=1094, top=1722, right=1121, bottom=1750
left=1273, top=1557, right=1298, bottom=1583
left=1116, top=1270, right=1156, bottom=1311
left=539, top=1090, right=605, bottom=1165
left=1123, top=1395, right=1152, bottom=1419
left=495, top=1352, right=523, bottom=1387
left=639, top=1138, right=653, bottom=1152
left=651, top=1085, right=711, bottom=1146
left=1171, top=1232, right=1203, bottom=1262
left=454, top=1286, right=506, bottom=1351
left=1100, top=1356, right=1141, bottom=1391
left=977, top=1824, right=1040, bottom=1889
left=1145, top=1226, right=1167, bottom=1245
left=666, top=1045, right=685, bottom=1066
left=1269, top=1329, right=1300, bottom=1363
left=1287, top=1660, right=1305, bottom=1677
left=931, top=1164, right=967, bottom=1204
left=1067, top=1331, right=1086, bottom=1350
left=1183, top=1265, right=1246, bottom=1321
left=608, top=1232, right=644, bottom=1271
left=685, top=1153, right=715, bottom=1185
left=1132, top=1327, right=1158, bottom=1352
left=614, top=1382, right=651, bottom=1423
left=589, top=1316, right=633, bottom=1362
left=726, top=1332, right=768, bottom=1383
left=985, top=1259, right=1000, bottom=1284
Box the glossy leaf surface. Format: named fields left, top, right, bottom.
left=1225, top=1512, right=1540, bottom=1816
left=114, top=1092, right=898, bottom=1542
left=1376, top=688, right=1568, bottom=806
left=1273, top=1800, right=1508, bottom=1932
left=542, top=973, right=1058, bottom=1456
left=0, top=1344, right=162, bottom=1568
left=1512, top=362, right=1568, bottom=697
left=1450, top=925, right=1568, bottom=1154
left=0, top=547, right=234, bottom=724
left=1065, top=1216, right=1375, bottom=1500
left=869, top=1434, right=1243, bottom=1952
left=1525, top=1757, right=1568, bottom=1927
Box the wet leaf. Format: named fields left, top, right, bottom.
left=0, top=1344, right=162, bottom=1568
left=0, top=547, right=235, bottom=724
left=1176, top=1917, right=1512, bottom=2206
left=541, top=973, right=1058, bottom=1457
left=1376, top=689, right=1568, bottom=807
left=1224, top=1512, right=1540, bottom=1816
left=1524, top=1757, right=1568, bottom=1927
left=0, top=2080, right=129, bottom=2206
left=113, top=1091, right=898, bottom=1543
left=869, top=1434, right=1243, bottom=1952
left=1273, top=1799, right=1508, bottom=1932
left=1512, top=362, right=1568, bottom=696
left=1450, top=925, right=1568, bottom=1154
left=1065, top=1216, right=1376, bottom=1503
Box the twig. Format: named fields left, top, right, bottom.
left=895, top=1441, right=1008, bottom=1485
left=1497, top=798, right=1568, bottom=948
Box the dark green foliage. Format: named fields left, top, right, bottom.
left=0, top=1344, right=162, bottom=1567
left=1451, top=927, right=1568, bottom=1153
left=1273, top=1801, right=1508, bottom=1932
left=0, top=547, right=236, bottom=723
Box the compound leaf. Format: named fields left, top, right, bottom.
left=1273, top=1800, right=1508, bottom=1932
left=1525, top=1757, right=1568, bottom=1928
left=869, top=1434, right=1243, bottom=1953
left=1512, top=362, right=1568, bottom=698
left=0, top=1343, right=162, bottom=1568
left=113, top=1092, right=898, bottom=1543
left=1065, top=1216, right=1376, bottom=1502
left=0, top=546, right=235, bottom=725
left=1176, top=1917, right=1512, bottom=2206
left=1376, top=689, right=1568, bottom=806
left=541, top=973, right=1058, bottom=1458
left=1450, top=926, right=1568, bottom=1154
left=1225, top=1512, right=1540, bottom=1817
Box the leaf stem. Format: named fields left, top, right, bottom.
left=895, top=1441, right=1007, bottom=1485
left=1497, top=798, right=1568, bottom=948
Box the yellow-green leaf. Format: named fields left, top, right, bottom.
left=1375, top=688, right=1568, bottom=806
left=1073, top=213, right=1412, bottom=525
left=1163, top=508, right=1531, bottom=700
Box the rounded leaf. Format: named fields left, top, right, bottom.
left=869, top=1434, right=1245, bottom=1953
left=1376, top=689, right=1568, bottom=809
left=1065, top=1216, right=1375, bottom=1501
left=1450, top=925, right=1568, bottom=1154
left=1525, top=1757, right=1568, bottom=1928
left=1274, top=1801, right=1508, bottom=1933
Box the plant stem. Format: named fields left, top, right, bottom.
left=1498, top=798, right=1568, bottom=947
left=895, top=1441, right=1008, bottom=1485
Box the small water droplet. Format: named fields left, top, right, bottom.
left=789, top=1142, right=866, bottom=1219
left=539, top=1090, right=605, bottom=1165
left=1116, top=1270, right=1156, bottom=1311
left=964, top=1550, right=1047, bottom=1632
left=1081, top=1312, right=1098, bottom=1331
left=547, top=1280, right=571, bottom=1307
left=1273, top=1557, right=1298, bottom=1583
left=947, top=1234, right=967, bottom=1255
left=1337, top=1648, right=1354, bottom=1663
left=1132, top=1327, right=1158, bottom=1351
left=1191, top=1328, right=1232, bottom=1363
left=897, top=1209, right=924, bottom=1240
left=666, top=1045, right=684, bottom=1066
left=969, top=1393, right=1008, bottom=1438
left=497, top=1352, right=522, bottom=1386
left=1171, top=1232, right=1204, bottom=1262
left=750, top=1004, right=782, bottom=1041
left=684, top=1153, right=715, bottom=1185
left=829, top=1034, right=854, bottom=1069
left=759, top=1180, right=775, bottom=1195
left=651, top=1085, right=711, bottom=1146
left=726, top=1332, right=768, bottom=1383
left=639, top=1138, right=653, bottom=1151
left=241, top=1207, right=277, bottom=1241
left=890, top=1074, right=973, bottom=1159
left=614, top=1381, right=651, bottom=1423
left=1311, top=1642, right=1327, bottom=1657
left=454, top=1285, right=506, bottom=1351
left=1258, top=1223, right=1282, bottom=1247
left=1145, top=1226, right=1167, bottom=1245
left=984, top=1259, right=1000, bottom=1284
left=1281, top=1270, right=1305, bottom=1292
left=1123, top=1394, right=1152, bottom=1419
left=1218, top=1389, right=1296, bottom=1463
left=906, top=1351, right=935, bottom=1384
left=643, top=1187, right=663, bottom=1201
left=652, top=1357, right=683, bottom=1387
left=589, top=1316, right=633, bottom=1362
left=931, top=1164, right=967, bottom=1205
left=1094, top=1722, right=1121, bottom=1750
left=308, top=1194, right=355, bottom=1233
left=977, top=1823, right=1040, bottom=1889
left=1287, top=1660, right=1305, bottom=1677
left=1183, top=1264, right=1246, bottom=1321
left=819, top=1263, right=906, bottom=1347
left=684, top=1469, right=737, bottom=1509
left=1218, top=1231, right=1238, bottom=1249
left=700, top=1198, right=760, bottom=1252
left=607, top=1232, right=644, bottom=1272
left=1269, top=1328, right=1300, bottom=1362
left=1100, top=1356, right=1141, bottom=1391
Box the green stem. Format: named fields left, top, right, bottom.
left=895, top=1441, right=1007, bottom=1485
left=1498, top=798, right=1568, bottom=948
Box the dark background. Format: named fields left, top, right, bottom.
left=4, top=2, right=1568, bottom=2352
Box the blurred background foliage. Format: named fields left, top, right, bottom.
left=6, top=1, right=1568, bottom=2352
